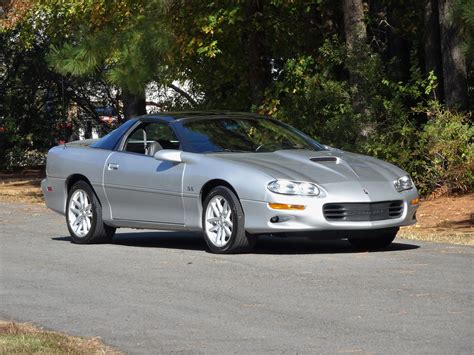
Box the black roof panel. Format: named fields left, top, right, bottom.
left=139, top=111, right=267, bottom=122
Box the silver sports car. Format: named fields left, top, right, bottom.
left=42, top=112, right=419, bottom=253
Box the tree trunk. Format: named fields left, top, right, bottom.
left=343, top=0, right=367, bottom=50
left=387, top=6, right=411, bottom=83
left=424, top=0, right=445, bottom=101
left=122, top=90, right=147, bottom=119
left=245, top=0, right=271, bottom=107
left=438, top=0, right=467, bottom=109
left=343, top=0, right=368, bottom=115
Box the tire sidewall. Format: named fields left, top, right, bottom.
left=202, top=187, right=245, bottom=253
left=66, top=181, right=98, bottom=243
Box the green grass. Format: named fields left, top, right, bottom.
left=0, top=321, right=119, bottom=354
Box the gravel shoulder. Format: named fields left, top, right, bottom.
left=1, top=202, right=473, bottom=354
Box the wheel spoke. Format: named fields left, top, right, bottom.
left=81, top=219, right=87, bottom=234
left=85, top=216, right=91, bottom=230
left=70, top=207, right=80, bottom=215
left=72, top=216, right=81, bottom=227
left=209, top=225, right=219, bottom=233
left=77, top=191, right=83, bottom=206
left=215, top=227, right=221, bottom=244
left=211, top=202, right=220, bottom=217
left=216, top=199, right=224, bottom=213
left=223, top=225, right=232, bottom=237
left=74, top=218, right=82, bottom=233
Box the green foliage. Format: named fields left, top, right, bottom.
left=363, top=101, right=474, bottom=195
left=0, top=8, right=123, bottom=170
left=0, top=28, right=65, bottom=160
left=1, top=0, right=472, bottom=195
left=455, top=0, right=474, bottom=60
left=2, top=148, right=46, bottom=171
left=416, top=103, right=474, bottom=194
left=43, top=0, right=171, bottom=94
left=258, top=50, right=360, bottom=151
left=258, top=37, right=473, bottom=195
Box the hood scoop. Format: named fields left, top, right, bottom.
left=310, top=156, right=339, bottom=163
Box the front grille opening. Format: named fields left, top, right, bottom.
left=388, top=201, right=404, bottom=217
left=322, top=205, right=347, bottom=220
left=323, top=201, right=404, bottom=222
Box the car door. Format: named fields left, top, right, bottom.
left=103, top=121, right=185, bottom=225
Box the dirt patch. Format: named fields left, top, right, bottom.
left=399, top=194, right=474, bottom=245
left=0, top=320, right=120, bottom=354
left=0, top=171, right=45, bottom=204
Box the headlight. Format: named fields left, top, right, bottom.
left=394, top=175, right=414, bottom=192
left=267, top=179, right=320, bottom=196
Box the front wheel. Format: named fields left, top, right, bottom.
left=348, top=228, right=398, bottom=250
left=66, top=181, right=116, bottom=244
left=202, top=186, right=255, bottom=254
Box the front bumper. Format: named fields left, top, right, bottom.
left=241, top=189, right=419, bottom=234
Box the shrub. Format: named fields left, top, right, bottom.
left=415, top=103, right=474, bottom=195
left=1, top=147, right=46, bottom=171
left=362, top=102, right=473, bottom=195
left=258, top=36, right=474, bottom=196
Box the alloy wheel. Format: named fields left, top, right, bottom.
left=68, top=189, right=93, bottom=237
left=205, top=195, right=233, bottom=247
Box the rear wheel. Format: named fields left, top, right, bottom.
left=66, top=181, right=116, bottom=244
left=348, top=228, right=398, bottom=250
left=202, top=186, right=255, bottom=254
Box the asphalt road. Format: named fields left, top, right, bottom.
left=1, top=202, right=473, bottom=354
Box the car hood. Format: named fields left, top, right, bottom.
left=210, top=149, right=406, bottom=185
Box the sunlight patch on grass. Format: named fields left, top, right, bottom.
left=0, top=321, right=120, bottom=354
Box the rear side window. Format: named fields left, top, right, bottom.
left=90, top=119, right=137, bottom=150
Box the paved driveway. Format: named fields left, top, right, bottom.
left=1, top=203, right=473, bottom=354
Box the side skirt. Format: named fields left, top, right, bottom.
left=105, top=218, right=190, bottom=231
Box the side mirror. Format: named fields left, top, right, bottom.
left=154, top=149, right=183, bottom=163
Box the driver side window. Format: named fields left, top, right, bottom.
left=124, top=123, right=180, bottom=156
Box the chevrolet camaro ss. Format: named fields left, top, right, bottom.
left=42, top=112, right=419, bottom=253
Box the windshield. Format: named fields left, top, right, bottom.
left=178, top=118, right=325, bottom=153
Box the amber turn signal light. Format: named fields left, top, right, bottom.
left=268, top=203, right=306, bottom=210
left=411, top=197, right=419, bottom=205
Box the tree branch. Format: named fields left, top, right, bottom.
left=168, top=83, right=198, bottom=107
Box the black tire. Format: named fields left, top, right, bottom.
left=66, top=180, right=116, bottom=244
left=202, top=186, right=256, bottom=254
left=348, top=228, right=398, bottom=250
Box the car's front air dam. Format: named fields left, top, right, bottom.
left=241, top=193, right=419, bottom=234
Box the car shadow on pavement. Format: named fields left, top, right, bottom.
left=52, top=231, right=419, bottom=255
left=254, top=236, right=419, bottom=254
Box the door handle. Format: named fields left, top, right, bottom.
left=107, top=163, right=119, bottom=171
